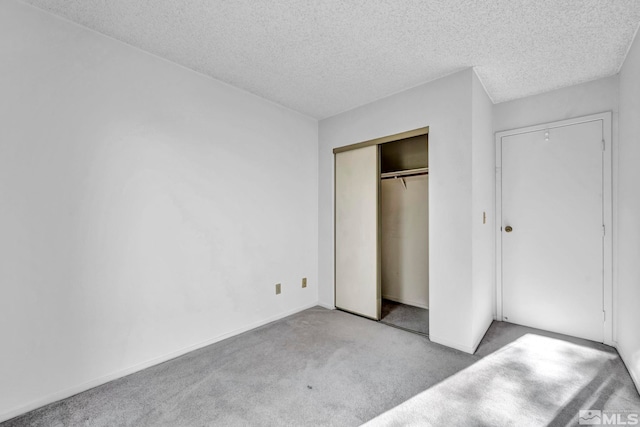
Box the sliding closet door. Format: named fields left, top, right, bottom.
left=335, top=145, right=380, bottom=320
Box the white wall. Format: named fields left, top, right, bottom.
left=494, top=76, right=619, bottom=133
left=470, top=73, right=495, bottom=347
left=493, top=74, right=638, bottom=385
left=618, top=29, right=640, bottom=391
left=0, top=1, right=318, bottom=420
left=320, top=69, right=492, bottom=353
left=381, top=175, right=429, bottom=309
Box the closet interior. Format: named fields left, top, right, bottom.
left=379, top=134, right=429, bottom=335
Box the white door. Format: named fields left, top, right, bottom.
left=335, top=146, right=380, bottom=319
left=501, top=119, right=604, bottom=342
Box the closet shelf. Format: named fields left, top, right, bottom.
left=380, top=167, right=429, bottom=179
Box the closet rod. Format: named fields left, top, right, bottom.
left=380, top=167, right=429, bottom=179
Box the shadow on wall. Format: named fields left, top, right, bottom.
left=364, top=333, right=640, bottom=426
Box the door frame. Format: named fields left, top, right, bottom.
left=333, top=126, right=429, bottom=320
left=495, top=112, right=613, bottom=345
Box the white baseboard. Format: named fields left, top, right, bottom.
left=317, top=302, right=336, bottom=310
left=431, top=316, right=493, bottom=355
left=429, top=334, right=476, bottom=354
left=616, top=342, right=640, bottom=395
left=471, top=315, right=494, bottom=354
left=382, top=294, right=429, bottom=310
left=0, top=302, right=318, bottom=424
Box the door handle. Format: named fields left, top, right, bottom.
left=505, top=226, right=513, bottom=233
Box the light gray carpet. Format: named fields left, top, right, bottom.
left=380, top=299, right=429, bottom=335
left=3, top=307, right=639, bottom=426
left=366, top=332, right=640, bottom=426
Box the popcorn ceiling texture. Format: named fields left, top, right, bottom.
left=21, top=0, right=640, bottom=119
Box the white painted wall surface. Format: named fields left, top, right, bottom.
left=380, top=175, right=429, bottom=309
left=319, top=69, right=478, bottom=352
left=470, top=72, right=495, bottom=348
left=618, top=30, right=640, bottom=391
left=493, top=76, right=619, bottom=133
left=0, top=1, right=318, bottom=420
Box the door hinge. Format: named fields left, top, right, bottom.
left=602, top=139, right=605, bottom=151
left=603, top=311, right=606, bottom=323
left=603, top=225, right=606, bottom=236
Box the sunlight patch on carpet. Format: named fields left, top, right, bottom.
left=364, top=334, right=619, bottom=426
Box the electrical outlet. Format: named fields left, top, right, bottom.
left=275, top=283, right=281, bottom=295
left=302, top=277, right=307, bottom=288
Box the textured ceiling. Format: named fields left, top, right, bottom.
left=21, top=0, right=640, bottom=119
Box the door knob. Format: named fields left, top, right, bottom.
left=505, top=226, right=513, bottom=233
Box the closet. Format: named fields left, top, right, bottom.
left=334, top=128, right=429, bottom=335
